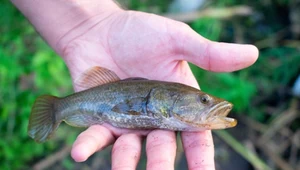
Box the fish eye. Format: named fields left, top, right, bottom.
left=200, top=95, right=210, bottom=104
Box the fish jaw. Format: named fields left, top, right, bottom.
left=209, top=101, right=233, bottom=117
left=201, top=101, right=237, bottom=129
left=205, top=116, right=237, bottom=129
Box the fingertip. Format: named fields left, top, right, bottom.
left=247, top=44, right=259, bottom=65
left=235, top=43, right=259, bottom=65
left=70, top=125, right=115, bottom=162
left=71, top=143, right=89, bottom=162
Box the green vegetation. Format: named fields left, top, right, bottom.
left=0, top=2, right=76, bottom=170
left=1, top=0, right=299, bottom=170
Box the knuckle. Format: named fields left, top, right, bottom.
left=112, top=165, right=135, bottom=170
left=76, top=133, right=97, bottom=143
left=112, top=143, right=139, bottom=155
left=112, top=135, right=141, bottom=156
left=189, top=163, right=215, bottom=170
left=147, top=159, right=173, bottom=170
left=184, top=139, right=214, bottom=151
left=146, top=132, right=176, bottom=152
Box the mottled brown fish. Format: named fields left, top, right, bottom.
left=28, top=67, right=237, bottom=143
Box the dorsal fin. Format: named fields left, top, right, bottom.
left=122, top=77, right=148, bottom=81
left=75, top=66, right=120, bottom=91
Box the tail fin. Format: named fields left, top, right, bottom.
left=28, top=95, right=61, bottom=143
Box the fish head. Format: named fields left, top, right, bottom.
left=172, top=91, right=236, bottom=130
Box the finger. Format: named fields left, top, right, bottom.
left=171, top=23, right=259, bottom=72
left=111, top=134, right=142, bottom=170
left=102, top=123, right=151, bottom=137
left=71, top=125, right=115, bottom=162
left=181, top=130, right=215, bottom=170
left=146, top=130, right=176, bottom=170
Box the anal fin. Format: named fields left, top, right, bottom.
left=64, top=114, right=102, bottom=127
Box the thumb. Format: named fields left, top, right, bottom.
left=170, top=23, right=259, bottom=72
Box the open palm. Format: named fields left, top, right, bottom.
left=57, top=10, right=258, bottom=170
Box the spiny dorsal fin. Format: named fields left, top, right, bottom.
left=75, top=66, right=120, bottom=91
left=122, top=77, right=148, bottom=81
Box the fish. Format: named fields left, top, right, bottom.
left=28, top=66, right=237, bottom=143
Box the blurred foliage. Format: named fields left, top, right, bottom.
left=1, top=0, right=300, bottom=170
left=0, top=2, right=75, bottom=170
left=190, top=64, right=257, bottom=112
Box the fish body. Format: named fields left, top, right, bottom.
left=28, top=67, right=236, bottom=142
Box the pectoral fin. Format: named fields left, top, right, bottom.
left=112, top=97, right=147, bottom=116
left=75, top=66, right=120, bottom=90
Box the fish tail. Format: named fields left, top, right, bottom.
left=28, top=95, right=61, bottom=143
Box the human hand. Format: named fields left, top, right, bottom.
left=11, top=0, right=258, bottom=169
left=55, top=9, right=258, bottom=170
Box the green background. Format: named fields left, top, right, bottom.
left=1, top=0, right=299, bottom=169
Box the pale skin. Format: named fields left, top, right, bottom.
left=11, top=0, right=258, bottom=169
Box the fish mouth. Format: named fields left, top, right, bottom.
left=210, top=101, right=233, bottom=117
left=204, top=101, right=237, bottom=129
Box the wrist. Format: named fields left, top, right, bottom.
left=11, top=0, right=121, bottom=53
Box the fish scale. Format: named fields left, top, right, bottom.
left=28, top=67, right=236, bottom=143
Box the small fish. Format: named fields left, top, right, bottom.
left=28, top=67, right=237, bottom=142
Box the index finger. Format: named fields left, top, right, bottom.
left=71, top=125, right=115, bottom=162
